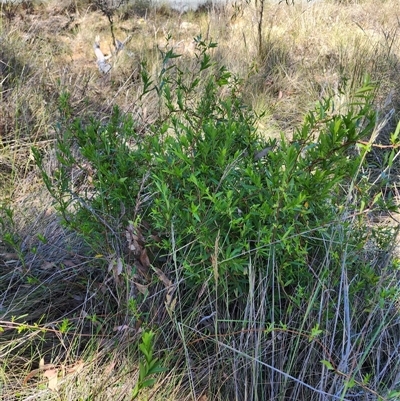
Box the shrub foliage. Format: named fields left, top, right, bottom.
left=33, top=37, right=400, bottom=399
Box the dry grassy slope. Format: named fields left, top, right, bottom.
left=1, top=1, right=399, bottom=140
left=248, top=1, right=400, bottom=130
left=0, top=0, right=399, bottom=266
left=1, top=2, right=400, bottom=400
left=0, top=0, right=398, bottom=239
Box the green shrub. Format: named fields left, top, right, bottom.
left=34, top=37, right=393, bottom=309
left=31, top=36, right=400, bottom=400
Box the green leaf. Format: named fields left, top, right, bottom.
left=140, top=378, right=156, bottom=388
left=344, top=378, right=356, bottom=389
left=131, top=384, right=139, bottom=399
left=139, top=361, right=147, bottom=381
left=139, top=344, right=151, bottom=361
left=390, top=121, right=400, bottom=144
left=147, top=365, right=167, bottom=375
left=388, top=148, right=395, bottom=167
left=320, top=360, right=334, bottom=371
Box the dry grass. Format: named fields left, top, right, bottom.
left=1, top=0, right=400, bottom=400
left=2, top=0, right=399, bottom=196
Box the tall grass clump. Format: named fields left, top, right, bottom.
left=28, top=35, right=400, bottom=400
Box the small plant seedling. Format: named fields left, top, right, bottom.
left=131, top=331, right=165, bottom=399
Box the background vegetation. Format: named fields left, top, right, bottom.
left=1, top=0, right=400, bottom=400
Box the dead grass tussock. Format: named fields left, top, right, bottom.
left=1, top=332, right=143, bottom=400
left=0, top=193, right=139, bottom=399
